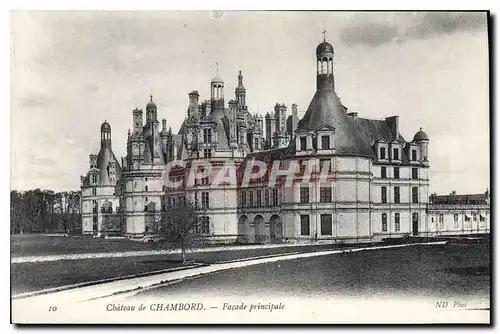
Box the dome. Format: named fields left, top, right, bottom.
left=146, top=95, right=157, bottom=109
left=101, top=121, right=111, bottom=132
left=316, top=41, right=334, bottom=56
left=211, top=75, right=224, bottom=84
left=413, top=128, right=429, bottom=141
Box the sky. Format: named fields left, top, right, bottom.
left=10, top=11, right=490, bottom=194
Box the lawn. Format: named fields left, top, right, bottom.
left=11, top=242, right=341, bottom=295
left=134, top=240, right=491, bottom=300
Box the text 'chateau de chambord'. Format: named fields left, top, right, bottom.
left=80, top=36, right=490, bottom=244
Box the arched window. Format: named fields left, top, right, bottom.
left=382, top=213, right=387, bottom=232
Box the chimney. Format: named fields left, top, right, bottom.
left=188, top=91, right=199, bottom=118
left=292, top=104, right=298, bottom=133
left=385, top=116, right=399, bottom=139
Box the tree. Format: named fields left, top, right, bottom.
left=156, top=199, right=210, bottom=264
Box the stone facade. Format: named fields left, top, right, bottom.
left=81, top=38, right=436, bottom=243
left=427, top=191, right=490, bottom=236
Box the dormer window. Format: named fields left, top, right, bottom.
left=392, top=147, right=399, bottom=160
left=321, top=135, right=330, bottom=149
left=300, top=137, right=307, bottom=151
left=380, top=147, right=386, bottom=159
left=411, top=149, right=417, bottom=161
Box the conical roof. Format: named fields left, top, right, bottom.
left=294, top=89, right=374, bottom=156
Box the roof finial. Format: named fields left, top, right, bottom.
left=150, top=95, right=153, bottom=102
left=420, top=127, right=423, bottom=131
left=216, top=62, right=219, bottom=76
left=322, top=29, right=327, bottom=42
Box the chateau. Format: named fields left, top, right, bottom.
left=81, top=37, right=436, bottom=243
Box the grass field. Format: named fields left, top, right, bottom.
left=11, top=240, right=340, bottom=295
left=10, top=234, right=490, bottom=298
left=135, top=241, right=491, bottom=300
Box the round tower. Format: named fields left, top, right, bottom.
left=413, top=128, right=430, bottom=161
left=316, top=31, right=335, bottom=91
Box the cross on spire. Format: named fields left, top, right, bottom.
left=216, top=62, right=219, bottom=76
left=150, top=95, right=153, bottom=102
left=322, top=29, right=327, bottom=42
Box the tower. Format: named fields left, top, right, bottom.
left=235, top=70, right=246, bottom=110
left=211, top=63, right=224, bottom=110
left=146, top=95, right=157, bottom=123
left=265, top=112, right=276, bottom=149
left=100, top=121, right=112, bottom=149
left=316, top=31, right=335, bottom=91
left=413, top=128, right=430, bottom=163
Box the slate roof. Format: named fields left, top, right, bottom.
left=288, top=89, right=375, bottom=157
left=96, top=148, right=122, bottom=186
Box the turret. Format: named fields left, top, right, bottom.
left=235, top=70, right=247, bottom=109
left=211, top=63, right=224, bottom=110
left=316, top=31, right=335, bottom=91
left=100, top=121, right=112, bottom=149
left=146, top=95, right=157, bottom=123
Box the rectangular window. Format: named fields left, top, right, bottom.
left=249, top=191, right=254, bottom=207
left=320, top=186, right=332, bottom=203
left=412, top=187, right=419, bottom=204
left=201, top=216, right=210, bottom=234
left=394, top=167, right=400, bottom=179
left=393, top=148, right=399, bottom=160
left=254, top=138, right=259, bottom=150
left=411, top=149, right=417, bottom=161
left=382, top=213, right=387, bottom=232
left=241, top=191, right=247, bottom=207
left=321, top=135, right=330, bottom=149
left=203, top=128, right=212, bottom=143
left=472, top=213, right=477, bottom=221
left=201, top=192, right=209, bottom=209
left=320, top=214, right=333, bottom=235
left=203, top=149, right=212, bottom=159
left=300, top=187, right=309, bottom=204
left=453, top=214, right=459, bottom=228
left=264, top=189, right=270, bottom=206
left=92, top=188, right=96, bottom=196
left=381, top=167, right=387, bottom=179
left=300, top=215, right=310, bottom=236
left=381, top=186, right=387, bottom=204
left=272, top=189, right=279, bottom=206
left=256, top=190, right=262, bottom=207
left=300, top=137, right=307, bottom=151
left=380, top=147, right=386, bottom=160
left=394, top=213, right=400, bottom=232
left=412, top=167, right=418, bottom=180
left=394, top=186, right=400, bottom=204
